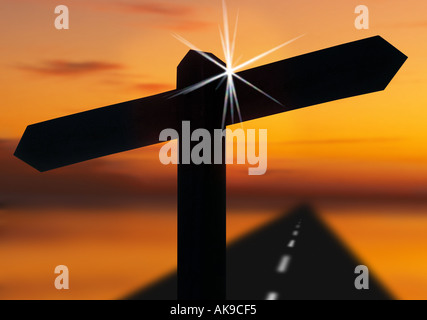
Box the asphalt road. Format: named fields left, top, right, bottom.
left=127, top=204, right=392, bottom=300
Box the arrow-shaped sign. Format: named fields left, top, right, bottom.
left=15, top=36, right=406, bottom=172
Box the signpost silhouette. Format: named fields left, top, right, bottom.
left=14, top=36, right=406, bottom=300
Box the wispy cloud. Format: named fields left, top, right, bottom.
left=154, top=20, right=214, bottom=32
left=275, top=137, right=401, bottom=146
left=133, top=82, right=174, bottom=94
left=6, top=0, right=196, bottom=17
left=381, top=20, right=427, bottom=29
left=115, top=2, right=193, bottom=16
left=17, top=60, right=124, bottom=76
left=0, top=139, right=175, bottom=208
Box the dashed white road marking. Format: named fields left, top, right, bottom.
left=265, top=220, right=304, bottom=301
left=266, top=292, right=279, bottom=300
left=276, top=255, right=291, bottom=273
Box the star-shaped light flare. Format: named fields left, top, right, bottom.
left=173, top=0, right=304, bottom=129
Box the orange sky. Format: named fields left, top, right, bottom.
left=2, top=0, right=427, bottom=183
left=1, top=0, right=427, bottom=299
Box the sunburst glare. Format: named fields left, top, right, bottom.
left=173, top=0, right=304, bottom=129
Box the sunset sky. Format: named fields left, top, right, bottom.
left=1, top=0, right=427, bottom=299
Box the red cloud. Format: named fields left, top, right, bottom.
left=155, top=20, right=214, bottom=32
left=116, top=2, right=193, bottom=16
left=134, top=83, right=174, bottom=94
left=0, top=139, right=176, bottom=208
left=17, top=60, right=124, bottom=76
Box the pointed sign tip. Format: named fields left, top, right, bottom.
left=14, top=148, right=43, bottom=173
left=14, top=126, right=49, bottom=173
left=376, top=35, right=408, bottom=60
